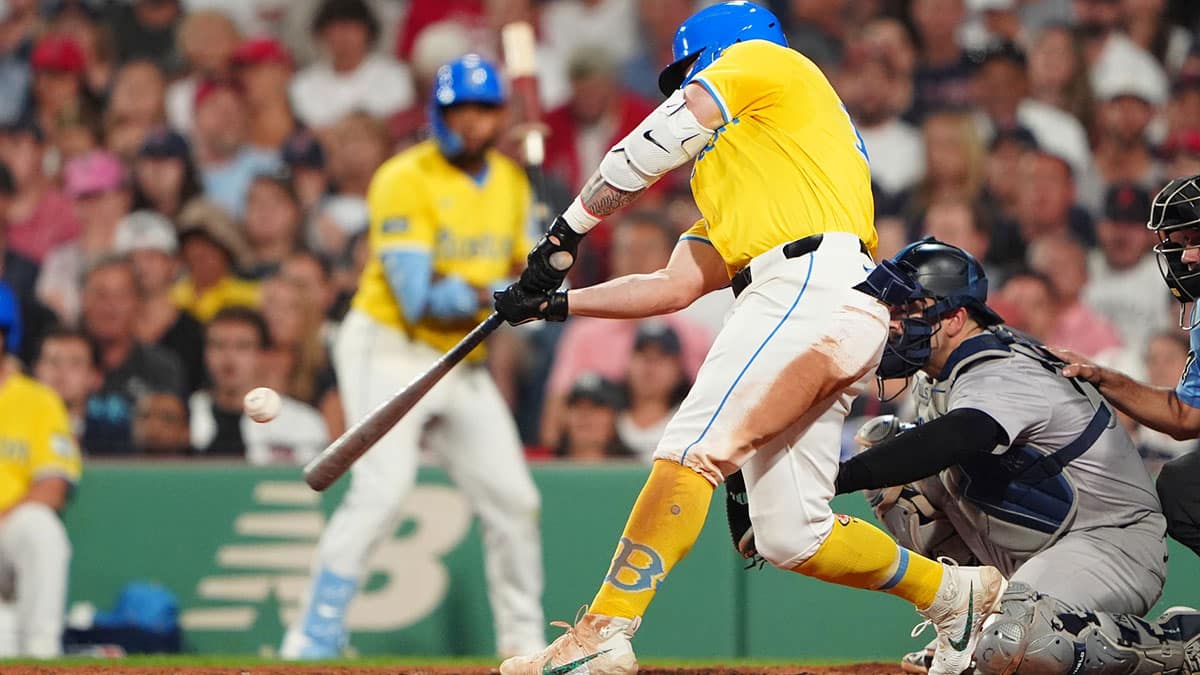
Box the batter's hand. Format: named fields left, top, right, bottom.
left=520, top=216, right=584, bottom=293
left=1049, top=347, right=1105, bottom=385
left=493, top=284, right=568, bottom=325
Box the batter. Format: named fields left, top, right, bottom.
left=493, top=4, right=1006, bottom=675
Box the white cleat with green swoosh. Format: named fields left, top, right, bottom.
left=500, top=606, right=640, bottom=675
left=914, top=558, right=1008, bottom=675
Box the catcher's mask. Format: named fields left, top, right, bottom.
left=854, top=238, right=1003, bottom=380
left=1149, top=175, right=1200, bottom=327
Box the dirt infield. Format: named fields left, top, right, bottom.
left=1, top=663, right=900, bottom=675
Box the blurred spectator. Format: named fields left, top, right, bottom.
left=393, top=0, right=485, bottom=63
left=787, top=0, right=848, bottom=70
left=1163, top=129, right=1200, bottom=179
left=163, top=8, right=236, bottom=132
left=980, top=126, right=1036, bottom=224
left=544, top=48, right=656, bottom=194
left=0, top=163, right=37, bottom=300
left=281, top=129, right=328, bottom=216
left=311, top=112, right=384, bottom=257
left=131, top=389, right=191, bottom=455
left=190, top=305, right=327, bottom=464
left=899, top=110, right=984, bottom=225
left=621, top=0, right=693, bottom=101
left=960, top=0, right=1023, bottom=51
left=910, top=0, right=975, bottom=116
left=1135, top=329, right=1199, bottom=470
left=996, top=271, right=1056, bottom=341
left=109, top=0, right=183, bottom=72
left=860, top=17, right=917, bottom=120
left=290, top=0, right=414, bottom=130
left=232, top=38, right=296, bottom=151
left=920, top=197, right=1001, bottom=282
left=0, top=3, right=32, bottom=126
left=243, top=171, right=303, bottom=279
left=131, top=128, right=202, bottom=218
left=1166, top=76, right=1200, bottom=140
left=557, top=372, right=632, bottom=462
left=29, top=34, right=97, bottom=140
left=192, top=78, right=282, bottom=218
left=279, top=250, right=338, bottom=337
left=1028, top=23, right=1095, bottom=128
left=104, top=59, right=167, bottom=158
left=541, top=0, right=638, bottom=67
left=172, top=198, right=258, bottom=321
left=114, top=210, right=205, bottom=394
left=80, top=257, right=185, bottom=455
left=541, top=213, right=712, bottom=448
left=37, top=150, right=131, bottom=323
left=1083, top=184, right=1172, bottom=357
left=840, top=47, right=923, bottom=201
left=1123, top=0, right=1192, bottom=73
left=1028, top=233, right=1124, bottom=358
left=1080, top=57, right=1166, bottom=215
left=258, top=275, right=342, bottom=436
left=33, top=326, right=101, bottom=440
left=993, top=148, right=1093, bottom=267
left=616, top=321, right=690, bottom=462
left=45, top=0, right=116, bottom=99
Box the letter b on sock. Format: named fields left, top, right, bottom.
left=604, top=537, right=666, bottom=592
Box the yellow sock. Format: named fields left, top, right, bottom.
left=590, top=460, right=714, bottom=619
left=794, top=515, right=944, bottom=608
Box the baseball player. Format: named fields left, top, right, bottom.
left=280, top=55, right=545, bottom=659
left=828, top=239, right=1167, bottom=673
left=493, top=4, right=1007, bottom=675
left=0, top=283, right=82, bottom=657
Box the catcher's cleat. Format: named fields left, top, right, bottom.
left=914, top=558, right=1008, bottom=675
left=900, top=641, right=934, bottom=674
left=499, top=606, right=640, bottom=675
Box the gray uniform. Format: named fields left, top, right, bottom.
left=898, top=330, right=1167, bottom=615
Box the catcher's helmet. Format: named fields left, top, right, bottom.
left=658, top=1, right=787, bottom=96
left=1148, top=175, right=1200, bottom=323
left=429, top=54, right=505, bottom=158
left=855, top=237, right=1003, bottom=379
left=0, top=282, right=20, bottom=355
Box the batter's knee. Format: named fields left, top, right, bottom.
left=751, top=511, right=829, bottom=570
left=2, top=503, right=70, bottom=565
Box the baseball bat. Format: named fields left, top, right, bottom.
left=303, top=312, right=505, bottom=491
left=501, top=21, right=551, bottom=224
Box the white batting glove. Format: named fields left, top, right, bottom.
left=854, top=414, right=916, bottom=449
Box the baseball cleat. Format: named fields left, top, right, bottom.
left=900, top=640, right=934, bottom=674
left=914, top=558, right=1007, bottom=675
left=499, top=606, right=640, bottom=675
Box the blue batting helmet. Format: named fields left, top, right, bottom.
left=658, top=1, right=787, bottom=96
left=430, top=54, right=506, bottom=157
left=0, top=283, right=20, bottom=355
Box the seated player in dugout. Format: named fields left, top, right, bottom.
left=493, top=3, right=1008, bottom=675
left=724, top=238, right=1173, bottom=673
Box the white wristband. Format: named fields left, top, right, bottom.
left=562, top=195, right=602, bottom=234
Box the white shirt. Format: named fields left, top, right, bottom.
left=540, top=0, right=638, bottom=64
left=189, top=390, right=329, bottom=465
left=858, top=119, right=925, bottom=196
left=165, top=76, right=198, bottom=134
left=1084, top=250, right=1173, bottom=358
left=290, top=52, right=415, bottom=128
left=617, top=409, right=675, bottom=463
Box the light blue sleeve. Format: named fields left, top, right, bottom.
left=427, top=276, right=479, bottom=320
left=381, top=250, right=433, bottom=325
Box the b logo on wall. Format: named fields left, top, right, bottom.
left=180, top=481, right=473, bottom=634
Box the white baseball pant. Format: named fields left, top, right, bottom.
left=286, top=310, right=545, bottom=656
left=0, top=502, right=70, bottom=657
left=655, top=232, right=888, bottom=569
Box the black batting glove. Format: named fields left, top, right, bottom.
left=493, top=284, right=568, bottom=326
left=519, top=216, right=584, bottom=293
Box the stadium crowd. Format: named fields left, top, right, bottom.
left=0, top=0, right=1196, bottom=471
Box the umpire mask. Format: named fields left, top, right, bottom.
left=1149, top=175, right=1200, bottom=327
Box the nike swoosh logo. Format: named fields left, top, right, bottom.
left=949, top=582, right=974, bottom=652
left=543, top=649, right=610, bottom=675
left=643, top=129, right=669, bottom=154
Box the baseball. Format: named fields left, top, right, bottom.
left=244, top=387, right=282, bottom=423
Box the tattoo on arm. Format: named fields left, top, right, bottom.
left=580, top=169, right=645, bottom=217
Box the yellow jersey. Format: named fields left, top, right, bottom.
left=352, top=141, right=532, bottom=356
left=0, top=374, right=81, bottom=512
left=172, top=276, right=261, bottom=322
left=681, top=40, right=876, bottom=277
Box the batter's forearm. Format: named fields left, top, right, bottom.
left=567, top=272, right=692, bottom=319
left=567, top=169, right=647, bottom=227
left=1097, top=373, right=1200, bottom=440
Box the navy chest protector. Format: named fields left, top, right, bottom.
left=917, top=329, right=1113, bottom=555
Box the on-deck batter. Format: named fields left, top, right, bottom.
left=492, top=4, right=1007, bottom=675
left=280, top=55, right=545, bottom=659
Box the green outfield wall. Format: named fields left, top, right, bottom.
left=63, top=462, right=1200, bottom=660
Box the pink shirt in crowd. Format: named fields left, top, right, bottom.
left=547, top=315, right=713, bottom=397
left=1049, top=301, right=1124, bottom=359
left=6, top=189, right=81, bottom=263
